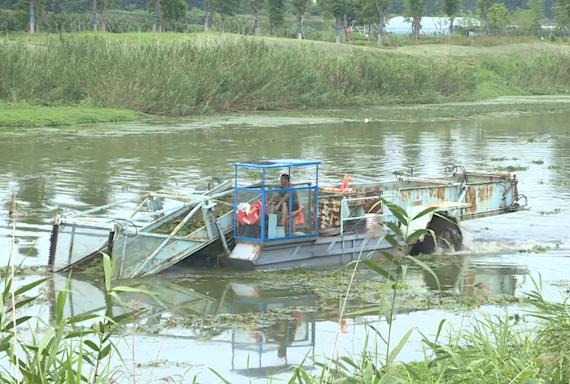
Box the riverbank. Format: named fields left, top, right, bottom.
left=0, top=104, right=142, bottom=128
left=2, top=97, right=569, bottom=130
left=0, top=35, right=568, bottom=119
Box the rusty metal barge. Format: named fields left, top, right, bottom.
left=49, top=160, right=526, bottom=277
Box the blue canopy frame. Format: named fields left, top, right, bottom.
left=233, top=160, right=321, bottom=243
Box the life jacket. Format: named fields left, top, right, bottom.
left=237, top=200, right=262, bottom=225
left=339, top=174, right=351, bottom=192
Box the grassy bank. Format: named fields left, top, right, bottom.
left=0, top=35, right=568, bottom=116
left=0, top=104, right=142, bottom=127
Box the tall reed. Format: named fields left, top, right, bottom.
left=1, top=37, right=568, bottom=115
left=1, top=36, right=538, bottom=115
left=0, top=254, right=148, bottom=383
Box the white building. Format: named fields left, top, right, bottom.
left=385, top=16, right=481, bottom=36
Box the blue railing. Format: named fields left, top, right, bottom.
left=233, top=160, right=320, bottom=244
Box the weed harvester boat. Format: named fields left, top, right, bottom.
left=49, top=161, right=527, bottom=277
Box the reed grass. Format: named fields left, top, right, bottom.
left=286, top=283, right=570, bottom=384
left=0, top=253, right=147, bottom=383
left=0, top=36, right=567, bottom=116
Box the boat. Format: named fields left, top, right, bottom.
left=226, top=160, right=526, bottom=270
left=48, top=160, right=526, bottom=277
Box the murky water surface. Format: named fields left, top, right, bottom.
left=1, top=112, right=569, bottom=382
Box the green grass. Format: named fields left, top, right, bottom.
left=3, top=31, right=569, bottom=56
left=0, top=34, right=568, bottom=118
left=0, top=31, right=206, bottom=43
left=0, top=104, right=142, bottom=127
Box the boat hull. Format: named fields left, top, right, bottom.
left=224, top=233, right=407, bottom=271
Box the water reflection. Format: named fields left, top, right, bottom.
left=421, top=254, right=528, bottom=298
left=228, top=283, right=316, bottom=375
left=42, top=253, right=530, bottom=381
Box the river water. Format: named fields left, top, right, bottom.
left=1, top=111, right=569, bottom=382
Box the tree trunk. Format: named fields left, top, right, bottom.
left=29, top=0, right=36, bottom=33
left=449, top=17, right=454, bottom=34
left=204, top=0, right=209, bottom=32
left=374, top=0, right=385, bottom=47
left=102, top=2, right=108, bottom=32
left=335, top=15, right=342, bottom=43
left=92, top=0, right=97, bottom=32
left=152, top=0, right=160, bottom=33
left=413, top=16, right=421, bottom=39
left=481, top=7, right=489, bottom=35
left=296, top=0, right=309, bottom=40
left=297, top=14, right=304, bottom=39
left=254, top=9, right=261, bottom=36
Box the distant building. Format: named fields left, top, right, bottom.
left=385, top=16, right=481, bottom=36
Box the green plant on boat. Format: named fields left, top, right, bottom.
left=0, top=253, right=149, bottom=383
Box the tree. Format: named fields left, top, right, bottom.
left=405, top=0, right=424, bottom=39
left=291, top=0, right=313, bottom=39
left=373, top=0, right=389, bottom=46
left=322, top=0, right=350, bottom=43
left=268, top=0, right=285, bottom=32
left=209, top=0, right=239, bottom=16
left=443, top=0, right=461, bottom=33
left=0, top=0, right=17, bottom=8
left=250, top=0, right=264, bottom=35
left=42, top=0, right=90, bottom=12
left=150, top=0, right=160, bottom=31
left=477, top=0, right=493, bottom=33
left=207, top=0, right=239, bottom=31
left=511, top=8, right=540, bottom=34
left=528, top=0, right=544, bottom=20
left=161, top=0, right=187, bottom=29
left=147, top=0, right=186, bottom=31
left=91, top=0, right=112, bottom=32
left=487, top=2, right=509, bottom=34
left=17, top=0, right=42, bottom=32
left=553, top=0, right=570, bottom=33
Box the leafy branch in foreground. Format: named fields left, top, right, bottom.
left=0, top=253, right=148, bottom=383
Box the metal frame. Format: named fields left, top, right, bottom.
left=50, top=181, right=235, bottom=278
left=233, top=160, right=321, bottom=244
